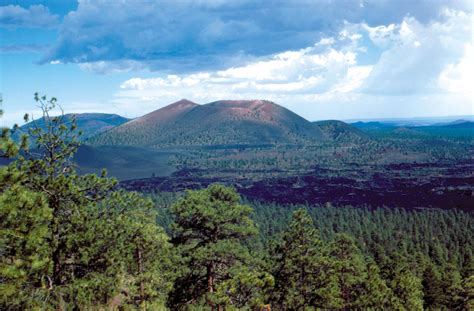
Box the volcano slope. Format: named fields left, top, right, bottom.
left=89, top=99, right=326, bottom=148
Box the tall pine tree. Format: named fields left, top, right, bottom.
left=0, top=94, right=176, bottom=309
left=169, top=184, right=272, bottom=309
left=271, top=209, right=336, bottom=309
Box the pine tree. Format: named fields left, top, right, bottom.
left=169, top=184, right=272, bottom=309
left=0, top=94, right=175, bottom=309
left=0, top=185, right=51, bottom=309
left=359, top=262, right=393, bottom=308
left=382, top=257, right=424, bottom=311
left=440, top=263, right=464, bottom=309
left=271, top=209, right=335, bottom=309
left=461, top=275, right=474, bottom=310
left=327, top=233, right=375, bottom=309
left=422, top=263, right=443, bottom=308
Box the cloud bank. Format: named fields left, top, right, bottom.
left=114, top=9, right=473, bottom=120
left=40, top=0, right=471, bottom=72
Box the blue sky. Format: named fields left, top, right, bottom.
left=1, top=0, right=472, bottom=126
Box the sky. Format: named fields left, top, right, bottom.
left=0, top=0, right=473, bottom=126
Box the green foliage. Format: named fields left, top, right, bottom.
left=169, top=184, right=272, bottom=309
left=271, top=209, right=334, bottom=309
left=462, top=275, right=474, bottom=309
left=422, top=263, right=444, bottom=308
left=0, top=185, right=52, bottom=309
left=251, top=201, right=474, bottom=274
left=327, top=234, right=387, bottom=308
left=241, top=201, right=473, bottom=309
left=388, top=263, right=424, bottom=310
left=165, top=130, right=472, bottom=174
left=441, top=263, right=464, bottom=308
left=249, top=208, right=403, bottom=309
left=213, top=265, right=274, bottom=309
left=0, top=95, right=175, bottom=309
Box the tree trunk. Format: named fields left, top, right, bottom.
left=52, top=211, right=62, bottom=286
left=207, top=263, right=214, bottom=309
left=136, top=247, right=145, bottom=306
left=52, top=246, right=61, bottom=285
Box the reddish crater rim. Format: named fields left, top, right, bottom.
left=171, top=99, right=199, bottom=106
left=126, top=99, right=198, bottom=125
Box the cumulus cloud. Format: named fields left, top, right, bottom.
left=40, top=0, right=470, bottom=71
left=116, top=39, right=369, bottom=111
left=111, top=8, right=473, bottom=120
left=359, top=10, right=473, bottom=95
left=0, top=5, right=59, bottom=29
left=438, top=44, right=474, bottom=94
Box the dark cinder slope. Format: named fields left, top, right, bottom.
left=15, top=113, right=129, bottom=140
left=90, top=99, right=326, bottom=147
left=74, top=144, right=178, bottom=180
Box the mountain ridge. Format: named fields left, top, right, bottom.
left=16, top=113, right=129, bottom=140
left=313, top=120, right=368, bottom=141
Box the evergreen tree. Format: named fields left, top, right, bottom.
left=360, top=262, right=393, bottom=308
left=461, top=275, right=474, bottom=310
left=0, top=185, right=51, bottom=309
left=271, top=209, right=335, bottom=309
left=441, top=263, right=463, bottom=309
left=422, top=263, right=444, bottom=308
left=382, top=257, right=424, bottom=311
left=169, top=184, right=272, bottom=309
left=0, top=94, right=175, bottom=309
left=327, top=233, right=391, bottom=309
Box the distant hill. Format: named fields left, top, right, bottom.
left=348, top=115, right=474, bottom=127
left=351, top=121, right=396, bottom=130
left=90, top=99, right=326, bottom=147
left=16, top=113, right=129, bottom=140
left=408, top=120, right=474, bottom=138
left=351, top=119, right=474, bottom=138
left=439, top=120, right=474, bottom=129
left=313, top=120, right=368, bottom=142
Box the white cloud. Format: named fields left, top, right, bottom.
left=330, top=66, right=373, bottom=93
left=104, top=9, right=473, bottom=121
left=360, top=10, right=473, bottom=95
left=115, top=40, right=368, bottom=115
left=438, top=44, right=474, bottom=94
left=364, top=23, right=397, bottom=48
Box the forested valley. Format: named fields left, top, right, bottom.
left=1, top=96, right=473, bottom=310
